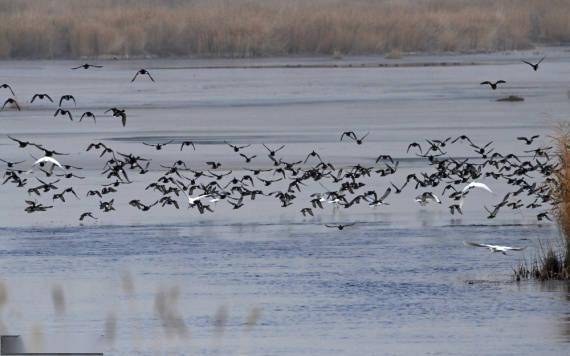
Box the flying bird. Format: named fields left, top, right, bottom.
left=517, top=135, right=539, bottom=145
left=464, top=241, right=526, bottom=255
left=1, top=98, right=21, bottom=111
left=54, top=108, right=73, bottom=121
left=340, top=131, right=369, bottom=145
left=521, top=57, right=545, bottom=71
left=79, top=212, right=98, bottom=221
left=58, top=95, right=76, bottom=107
left=180, top=141, right=196, bottom=151
left=143, top=140, right=174, bottom=150
left=263, top=144, right=286, bottom=157
left=415, top=192, right=442, bottom=206
left=459, top=181, right=493, bottom=209
left=105, top=107, right=127, bottom=126
left=71, top=63, right=103, bottom=70
left=0, top=158, right=25, bottom=168
left=407, top=142, right=422, bottom=154
left=80, top=111, right=96, bottom=123
left=32, top=156, right=64, bottom=172
left=0, top=83, right=15, bottom=96
left=240, top=153, right=257, bottom=163
left=132, top=69, right=155, bottom=82
left=480, top=80, right=506, bottom=90
left=30, top=94, right=53, bottom=103
left=324, top=223, right=356, bottom=230
left=226, top=142, right=251, bottom=152
left=462, top=181, right=493, bottom=195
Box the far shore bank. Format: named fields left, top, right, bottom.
left=1, top=0, right=569, bottom=60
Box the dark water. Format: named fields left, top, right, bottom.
left=0, top=49, right=569, bottom=354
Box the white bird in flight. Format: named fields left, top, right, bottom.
left=187, top=194, right=210, bottom=206
left=33, top=156, right=63, bottom=169
left=415, top=192, right=441, bottom=206
left=173, top=181, right=212, bottom=208
left=464, top=241, right=526, bottom=255
left=179, top=188, right=210, bottom=207
left=30, top=156, right=65, bottom=175
left=460, top=181, right=493, bottom=208
left=462, top=181, right=493, bottom=194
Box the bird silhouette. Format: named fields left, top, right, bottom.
left=480, top=80, right=506, bottom=90
left=132, top=69, right=155, bottom=82
left=521, top=57, right=545, bottom=71
left=71, top=63, right=103, bottom=70
left=1, top=98, right=21, bottom=111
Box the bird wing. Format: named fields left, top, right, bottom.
left=429, top=192, right=441, bottom=203
left=505, top=246, right=527, bottom=251
left=340, top=132, right=355, bottom=141
left=521, top=60, right=533, bottom=67
left=496, top=80, right=506, bottom=84
left=407, top=143, right=422, bottom=153
left=462, top=181, right=493, bottom=194
left=5, top=85, right=15, bottom=96
left=192, top=194, right=211, bottom=202
left=34, top=157, right=63, bottom=169
left=379, top=187, right=392, bottom=201
left=480, top=81, right=492, bottom=85
left=464, top=241, right=490, bottom=248
left=537, top=57, right=545, bottom=65
left=146, top=72, right=155, bottom=82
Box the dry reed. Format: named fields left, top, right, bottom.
left=515, top=126, right=570, bottom=281
left=0, top=0, right=569, bottom=59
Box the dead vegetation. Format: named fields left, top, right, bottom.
left=0, top=0, right=569, bottom=59
left=515, top=127, right=570, bottom=281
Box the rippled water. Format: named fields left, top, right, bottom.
left=0, top=48, right=569, bottom=354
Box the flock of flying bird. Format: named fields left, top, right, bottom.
left=0, top=57, right=557, bottom=255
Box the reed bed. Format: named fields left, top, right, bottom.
left=0, top=0, right=569, bottom=59
left=515, top=128, right=570, bottom=281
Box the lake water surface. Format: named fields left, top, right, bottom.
left=0, top=48, right=569, bottom=355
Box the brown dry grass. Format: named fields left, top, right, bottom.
left=516, top=127, right=570, bottom=281
left=0, top=0, right=569, bottom=59
left=552, top=126, right=570, bottom=273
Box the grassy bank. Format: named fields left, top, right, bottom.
left=0, top=0, right=569, bottom=59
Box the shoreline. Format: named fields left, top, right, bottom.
left=1, top=46, right=568, bottom=69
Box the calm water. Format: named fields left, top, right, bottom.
left=0, top=48, right=569, bottom=354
